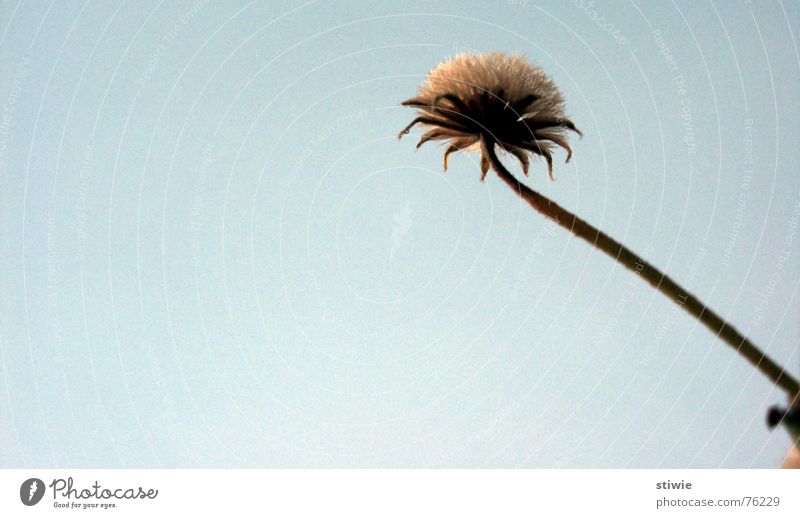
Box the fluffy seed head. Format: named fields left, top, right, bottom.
left=399, top=52, right=581, bottom=180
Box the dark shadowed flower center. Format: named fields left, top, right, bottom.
left=435, top=89, right=540, bottom=142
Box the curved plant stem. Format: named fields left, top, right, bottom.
left=480, top=135, right=800, bottom=399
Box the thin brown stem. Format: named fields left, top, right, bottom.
left=481, top=135, right=800, bottom=399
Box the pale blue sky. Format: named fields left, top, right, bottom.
left=1, top=0, right=799, bottom=467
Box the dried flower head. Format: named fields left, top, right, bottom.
left=399, top=52, right=581, bottom=180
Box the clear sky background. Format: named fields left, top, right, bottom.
left=1, top=0, right=799, bottom=468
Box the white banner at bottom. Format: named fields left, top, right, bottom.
left=1, top=469, right=797, bottom=517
